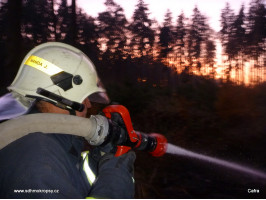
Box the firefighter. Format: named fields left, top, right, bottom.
left=0, top=42, right=135, bottom=198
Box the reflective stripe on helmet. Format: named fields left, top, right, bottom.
left=9, top=42, right=109, bottom=105
left=24, top=55, right=63, bottom=76
left=81, top=151, right=96, bottom=185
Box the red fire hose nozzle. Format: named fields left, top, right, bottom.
left=103, top=105, right=168, bottom=157
left=148, top=133, right=168, bottom=157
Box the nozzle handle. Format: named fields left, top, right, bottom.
left=103, top=105, right=138, bottom=157
left=103, top=105, right=138, bottom=143
left=115, top=146, right=132, bottom=157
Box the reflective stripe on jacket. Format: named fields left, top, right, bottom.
left=81, top=151, right=96, bottom=185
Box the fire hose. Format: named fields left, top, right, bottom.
left=0, top=105, right=167, bottom=157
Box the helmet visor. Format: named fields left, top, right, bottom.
left=88, top=79, right=110, bottom=104
left=88, top=92, right=110, bottom=104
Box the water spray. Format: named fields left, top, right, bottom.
left=167, top=143, right=266, bottom=180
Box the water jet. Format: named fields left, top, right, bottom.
left=167, top=143, right=266, bottom=180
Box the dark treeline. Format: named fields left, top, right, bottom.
left=0, top=0, right=265, bottom=94
left=220, top=1, right=266, bottom=84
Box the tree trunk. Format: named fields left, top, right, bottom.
left=52, top=0, right=58, bottom=41
left=6, top=0, right=22, bottom=84
left=66, top=0, right=77, bottom=45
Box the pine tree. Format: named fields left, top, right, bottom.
left=98, top=0, right=128, bottom=62
left=205, top=39, right=216, bottom=74
left=65, top=0, right=77, bottom=45
left=129, top=0, right=155, bottom=58
left=7, top=0, right=22, bottom=61
left=51, top=0, right=58, bottom=41
left=187, top=6, right=208, bottom=72
left=175, top=11, right=187, bottom=68
left=220, top=2, right=235, bottom=60
left=246, top=0, right=266, bottom=61
left=0, top=0, right=22, bottom=92
left=77, top=10, right=100, bottom=63
left=246, top=0, right=266, bottom=83
left=220, top=2, right=235, bottom=81
left=158, top=9, right=175, bottom=61
left=0, top=1, right=8, bottom=56
left=228, top=5, right=246, bottom=82
left=57, top=0, right=70, bottom=42
left=22, top=0, right=54, bottom=44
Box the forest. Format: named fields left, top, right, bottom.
left=0, top=0, right=265, bottom=91
left=0, top=0, right=266, bottom=198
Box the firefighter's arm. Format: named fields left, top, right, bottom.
left=88, top=151, right=136, bottom=199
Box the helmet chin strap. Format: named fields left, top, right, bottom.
left=36, top=87, right=84, bottom=112
left=67, top=108, right=76, bottom=116
left=26, top=94, right=77, bottom=116
left=25, top=87, right=84, bottom=116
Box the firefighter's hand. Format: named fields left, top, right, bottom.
left=99, top=151, right=136, bottom=177
left=98, top=115, right=127, bottom=154
left=89, top=151, right=136, bottom=198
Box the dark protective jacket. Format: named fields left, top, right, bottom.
left=0, top=93, right=134, bottom=198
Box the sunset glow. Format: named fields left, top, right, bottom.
left=76, top=0, right=265, bottom=85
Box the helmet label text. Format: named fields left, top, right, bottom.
left=24, top=55, right=63, bottom=76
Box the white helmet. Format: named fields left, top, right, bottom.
left=8, top=42, right=109, bottom=111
